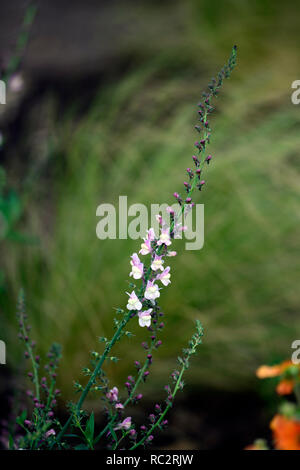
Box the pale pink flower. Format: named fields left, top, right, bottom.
left=156, top=267, right=171, bottom=286
left=129, top=253, right=144, bottom=279
left=45, top=429, right=56, bottom=438
left=114, top=417, right=132, bottom=431
left=147, top=228, right=156, bottom=241
left=115, top=403, right=124, bottom=410
left=139, top=228, right=156, bottom=255
left=167, top=251, right=177, bottom=257
left=157, top=228, right=171, bottom=246
left=151, top=254, right=164, bottom=272
left=139, top=239, right=152, bottom=255
left=126, top=291, right=142, bottom=311
left=144, top=281, right=160, bottom=301
left=106, top=386, right=118, bottom=402
left=138, top=309, right=153, bottom=327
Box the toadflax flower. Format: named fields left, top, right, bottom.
left=139, top=228, right=156, bottom=255
left=45, top=429, right=56, bottom=438
left=126, top=291, right=143, bottom=311
left=156, top=267, right=171, bottom=286
left=157, top=228, right=171, bottom=246
left=129, top=253, right=144, bottom=279
left=151, top=254, right=164, bottom=272
left=144, top=281, right=160, bottom=301
left=138, top=309, right=153, bottom=328
left=114, top=417, right=132, bottom=431
left=106, top=386, right=118, bottom=402
left=167, top=251, right=177, bottom=257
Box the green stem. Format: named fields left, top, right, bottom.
left=94, top=333, right=157, bottom=445
left=20, top=321, right=40, bottom=401
left=55, top=311, right=132, bottom=445
left=129, top=365, right=186, bottom=450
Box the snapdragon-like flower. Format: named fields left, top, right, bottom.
left=106, top=386, right=118, bottom=402
left=138, top=309, right=153, bottom=328
left=114, top=417, right=132, bottom=431
left=129, top=253, right=144, bottom=279
left=167, top=251, right=177, bottom=257
left=151, top=254, right=164, bottom=272
left=157, top=228, right=172, bottom=247
left=156, top=267, right=171, bottom=286
left=139, top=228, right=156, bottom=255
left=126, top=291, right=143, bottom=311
left=115, top=403, right=124, bottom=410
left=144, top=281, right=160, bottom=301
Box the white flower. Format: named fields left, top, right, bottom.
left=144, top=281, right=160, bottom=301
left=126, top=291, right=142, bottom=311
left=129, top=253, right=144, bottom=279
left=157, top=228, right=171, bottom=246
left=156, top=267, right=171, bottom=286
left=151, top=254, right=164, bottom=271
left=138, top=309, right=153, bottom=327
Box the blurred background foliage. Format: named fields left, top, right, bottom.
left=0, top=0, right=299, bottom=406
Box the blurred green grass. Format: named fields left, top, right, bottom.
left=1, top=0, right=300, bottom=403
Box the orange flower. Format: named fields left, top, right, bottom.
left=270, top=414, right=300, bottom=450
left=276, top=379, right=294, bottom=395
left=256, top=361, right=292, bottom=379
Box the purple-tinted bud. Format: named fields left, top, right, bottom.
left=54, top=389, right=61, bottom=395
left=205, top=154, right=212, bottom=164
left=35, top=355, right=40, bottom=363
left=47, top=411, right=54, bottom=418
left=173, top=192, right=179, bottom=199
left=134, top=361, right=141, bottom=369
left=24, top=420, right=32, bottom=427
left=148, top=435, right=154, bottom=442
left=140, top=425, right=146, bottom=431
left=147, top=354, right=152, bottom=360
left=28, top=372, right=33, bottom=378
left=143, top=371, right=150, bottom=379
left=149, top=414, right=155, bottom=423
left=125, top=382, right=131, bottom=389
left=159, top=322, right=164, bottom=329
left=192, top=155, right=200, bottom=167
left=162, top=420, right=168, bottom=426
left=155, top=340, right=162, bottom=348
left=24, top=352, right=29, bottom=359
left=136, top=393, right=143, bottom=401
left=185, top=197, right=192, bottom=203
left=130, top=429, right=137, bottom=438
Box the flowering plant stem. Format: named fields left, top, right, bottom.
left=14, top=46, right=237, bottom=451
left=129, top=321, right=204, bottom=450
left=56, top=311, right=132, bottom=444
